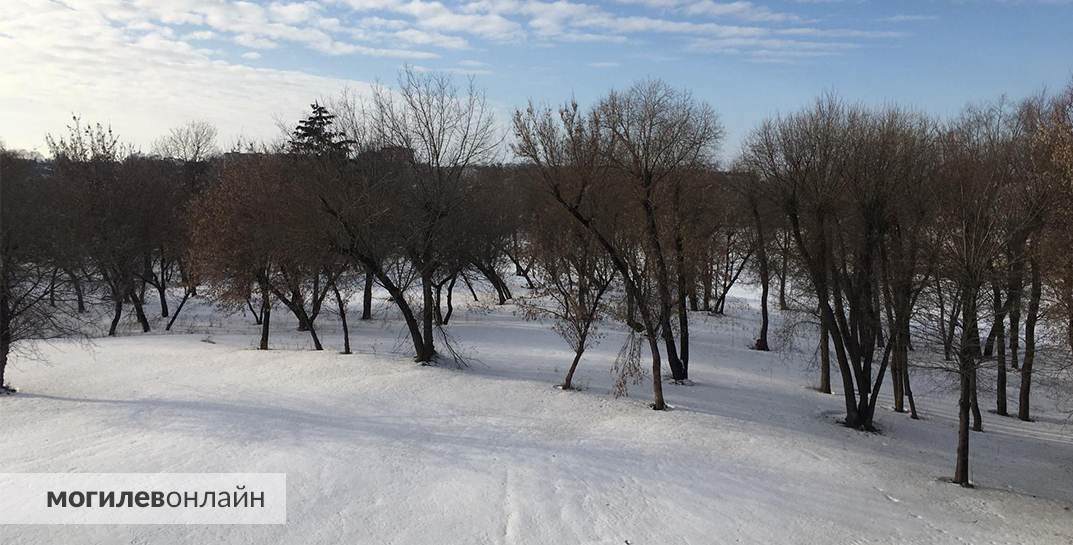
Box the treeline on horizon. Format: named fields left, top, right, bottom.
left=2, top=68, right=1073, bottom=487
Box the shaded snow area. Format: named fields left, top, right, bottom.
left=2, top=289, right=1072, bottom=544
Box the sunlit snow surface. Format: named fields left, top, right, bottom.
left=2, top=286, right=1071, bottom=544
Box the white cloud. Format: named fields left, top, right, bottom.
left=0, top=0, right=376, bottom=152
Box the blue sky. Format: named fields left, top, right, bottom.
left=2, top=0, right=1071, bottom=159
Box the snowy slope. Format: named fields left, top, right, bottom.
left=1, top=290, right=1071, bottom=544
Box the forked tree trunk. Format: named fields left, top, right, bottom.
left=129, top=290, right=151, bottom=333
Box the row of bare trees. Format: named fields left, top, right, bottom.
left=2, top=72, right=1072, bottom=486
left=740, top=89, right=1073, bottom=485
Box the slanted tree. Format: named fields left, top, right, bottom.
left=521, top=199, right=617, bottom=390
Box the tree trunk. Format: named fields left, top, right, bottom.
left=247, top=296, right=263, bottom=325
left=971, top=365, right=983, bottom=432
left=1018, top=256, right=1042, bottom=421
left=647, top=333, right=666, bottom=410
left=462, top=272, right=480, bottom=302
left=364, top=260, right=427, bottom=362
left=361, top=267, right=373, bottom=320
left=1008, top=246, right=1026, bottom=370
left=904, top=360, right=919, bottom=419
left=333, top=283, right=351, bottom=355
left=0, top=344, right=8, bottom=392
left=109, top=298, right=123, bottom=336
left=992, top=280, right=1008, bottom=416
left=562, top=347, right=584, bottom=390
left=434, top=281, right=445, bottom=326
left=778, top=232, right=789, bottom=311
left=165, top=290, right=192, bottom=331
left=68, top=270, right=86, bottom=313
left=259, top=283, right=271, bottom=350
left=819, top=315, right=831, bottom=394
left=443, top=274, right=457, bottom=325
left=954, top=283, right=979, bottom=487
left=129, top=290, right=151, bottom=333
left=751, top=200, right=770, bottom=351
left=756, top=255, right=770, bottom=351
left=157, top=282, right=169, bottom=318
left=702, top=260, right=713, bottom=313
left=954, top=366, right=972, bottom=486
left=419, top=268, right=436, bottom=362
left=48, top=268, right=58, bottom=307
left=0, top=310, right=11, bottom=390
left=298, top=307, right=323, bottom=351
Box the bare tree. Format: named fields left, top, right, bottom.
left=0, top=149, right=83, bottom=393
left=520, top=199, right=617, bottom=390
left=154, top=121, right=219, bottom=164
left=365, top=67, right=499, bottom=363
left=599, top=80, right=724, bottom=382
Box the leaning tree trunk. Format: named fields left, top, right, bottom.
left=562, top=344, right=585, bottom=391
left=108, top=298, right=123, bottom=336
left=1018, top=256, right=1042, bottom=422
left=333, top=283, right=351, bottom=355
left=129, top=289, right=151, bottom=333
left=292, top=305, right=323, bottom=351
left=165, top=289, right=192, bottom=331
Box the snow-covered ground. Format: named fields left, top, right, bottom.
left=2, top=287, right=1072, bottom=544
